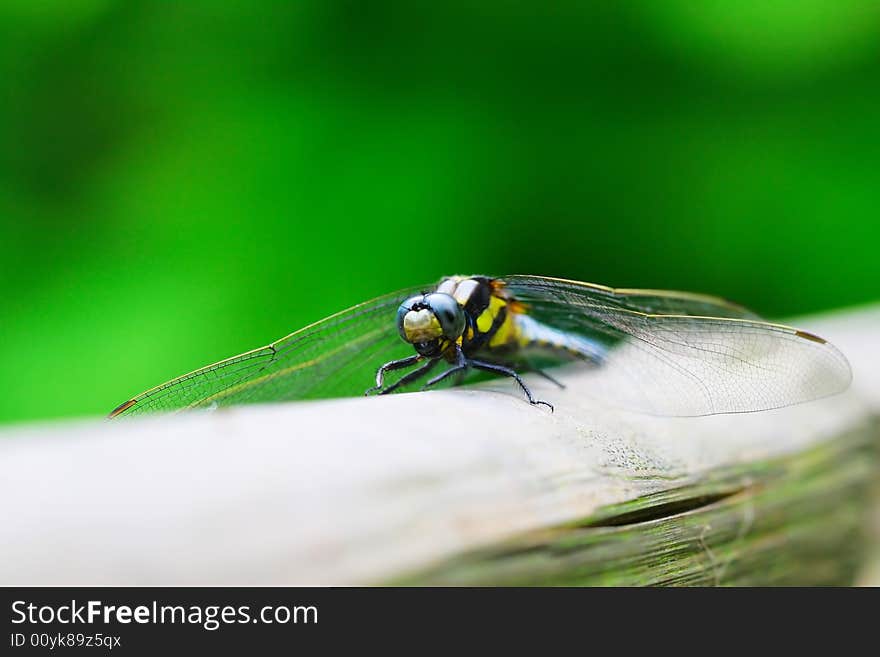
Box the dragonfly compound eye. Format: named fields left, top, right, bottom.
left=396, top=293, right=465, bottom=344
left=424, top=293, right=466, bottom=340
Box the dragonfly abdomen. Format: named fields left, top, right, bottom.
left=514, top=314, right=605, bottom=364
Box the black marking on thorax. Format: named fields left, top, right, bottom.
left=466, top=303, right=508, bottom=353
left=436, top=276, right=492, bottom=318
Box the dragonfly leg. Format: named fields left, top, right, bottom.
left=468, top=359, right=553, bottom=411
left=421, top=345, right=468, bottom=390
left=483, top=358, right=566, bottom=390
left=422, top=365, right=467, bottom=390
left=365, top=354, right=422, bottom=395
left=528, top=365, right=566, bottom=389
left=376, top=358, right=439, bottom=395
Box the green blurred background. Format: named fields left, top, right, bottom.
left=1, top=1, right=879, bottom=424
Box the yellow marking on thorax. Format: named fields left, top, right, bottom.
left=476, top=295, right=504, bottom=332
left=475, top=295, right=520, bottom=348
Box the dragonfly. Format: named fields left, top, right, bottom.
left=109, top=275, right=851, bottom=418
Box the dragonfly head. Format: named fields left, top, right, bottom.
left=397, top=293, right=466, bottom=357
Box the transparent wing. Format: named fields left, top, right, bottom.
left=109, top=286, right=425, bottom=418
left=504, top=275, right=852, bottom=416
